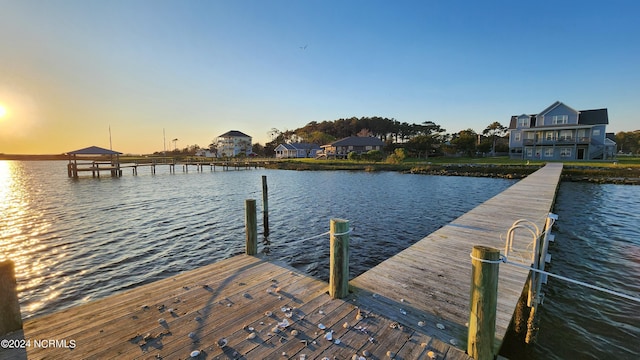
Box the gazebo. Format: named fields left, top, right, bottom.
left=66, top=146, right=123, bottom=178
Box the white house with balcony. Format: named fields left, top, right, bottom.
left=216, top=130, right=252, bottom=158
left=508, top=101, right=616, bottom=161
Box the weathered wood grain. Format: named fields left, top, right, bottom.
left=350, top=163, right=563, bottom=353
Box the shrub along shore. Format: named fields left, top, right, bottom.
left=263, top=157, right=640, bottom=185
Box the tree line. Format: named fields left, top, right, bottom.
left=152, top=117, right=639, bottom=158
left=263, top=117, right=509, bottom=158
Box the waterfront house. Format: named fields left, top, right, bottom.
left=274, top=143, right=322, bottom=158
left=194, top=149, right=214, bottom=158
left=508, top=101, right=617, bottom=160
left=216, top=130, right=252, bottom=158
left=320, top=136, right=385, bottom=158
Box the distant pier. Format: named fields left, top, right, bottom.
left=65, top=145, right=268, bottom=178
left=67, top=159, right=267, bottom=178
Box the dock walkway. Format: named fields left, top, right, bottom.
left=12, top=256, right=470, bottom=360
left=2, top=163, right=563, bottom=359
left=350, top=162, right=563, bottom=349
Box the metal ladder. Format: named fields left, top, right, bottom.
left=505, top=213, right=558, bottom=307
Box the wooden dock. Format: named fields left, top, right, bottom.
left=68, top=160, right=265, bottom=178
left=350, top=162, right=563, bottom=352
left=2, top=163, right=563, bottom=359
left=7, top=255, right=470, bottom=360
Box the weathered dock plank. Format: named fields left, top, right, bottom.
left=11, top=254, right=471, bottom=360
left=349, top=163, right=563, bottom=352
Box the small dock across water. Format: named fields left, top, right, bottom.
left=1, top=164, right=563, bottom=359
left=68, top=160, right=265, bottom=178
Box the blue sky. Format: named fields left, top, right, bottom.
left=1, top=0, right=638, bottom=154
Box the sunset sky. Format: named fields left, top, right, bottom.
left=1, top=0, right=639, bottom=155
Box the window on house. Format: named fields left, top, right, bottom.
left=552, top=115, right=568, bottom=124
left=517, top=117, right=529, bottom=127
left=544, top=148, right=554, bottom=157
left=593, top=129, right=601, bottom=136
left=559, top=130, right=573, bottom=141
left=560, top=148, right=572, bottom=158
left=514, top=132, right=521, bottom=141
left=526, top=148, right=533, bottom=157
left=545, top=131, right=554, bottom=141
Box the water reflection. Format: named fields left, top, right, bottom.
left=262, top=235, right=271, bottom=255
left=0, top=160, right=61, bottom=315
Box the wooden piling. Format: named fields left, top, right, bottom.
left=468, top=245, right=500, bottom=360
left=0, top=260, right=23, bottom=336
left=245, top=199, right=258, bottom=255
left=262, top=175, right=269, bottom=237
left=329, top=219, right=350, bottom=299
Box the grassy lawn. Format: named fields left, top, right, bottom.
left=268, top=156, right=640, bottom=183
left=281, top=155, right=640, bottom=168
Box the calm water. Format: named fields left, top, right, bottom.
left=531, top=182, right=640, bottom=359
left=1, top=161, right=638, bottom=358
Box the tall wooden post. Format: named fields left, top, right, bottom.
left=468, top=246, right=500, bottom=360
left=0, top=260, right=23, bottom=336
left=329, top=219, right=350, bottom=299
left=245, top=199, right=257, bottom=255
left=262, top=175, right=269, bottom=237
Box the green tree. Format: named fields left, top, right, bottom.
left=406, top=135, right=434, bottom=158
left=252, top=143, right=265, bottom=157
left=482, top=122, right=507, bottom=155
left=306, top=131, right=335, bottom=145
left=451, top=129, right=478, bottom=157
left=365, top=149, right=384, bottom=162
left=616, top=130, right=640, bottom=154
left=386, top=148, right=406, bottom=164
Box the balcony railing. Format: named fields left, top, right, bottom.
left=523, top=137, right=591, bottom=146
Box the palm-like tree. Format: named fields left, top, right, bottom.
left=482, top=122, right=507, bottom=155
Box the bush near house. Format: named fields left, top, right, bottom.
left=386, top=148, right=407, bottom=164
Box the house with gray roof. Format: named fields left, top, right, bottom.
left=320, top=136, right=385, bottom=158
left=508, top=101, right=616, bottom=160
left=274, top=143, right=322, bottom=158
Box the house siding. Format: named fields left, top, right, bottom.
left=508, top=102, right=615, bottom=161
left=539, top=104, right=579, bottom=126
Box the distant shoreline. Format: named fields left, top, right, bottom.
left=263, top=161, right=640, bottom=185
left=2, top=154, right=638, bottom=184
left=0, top=154, right=67, bottom=161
